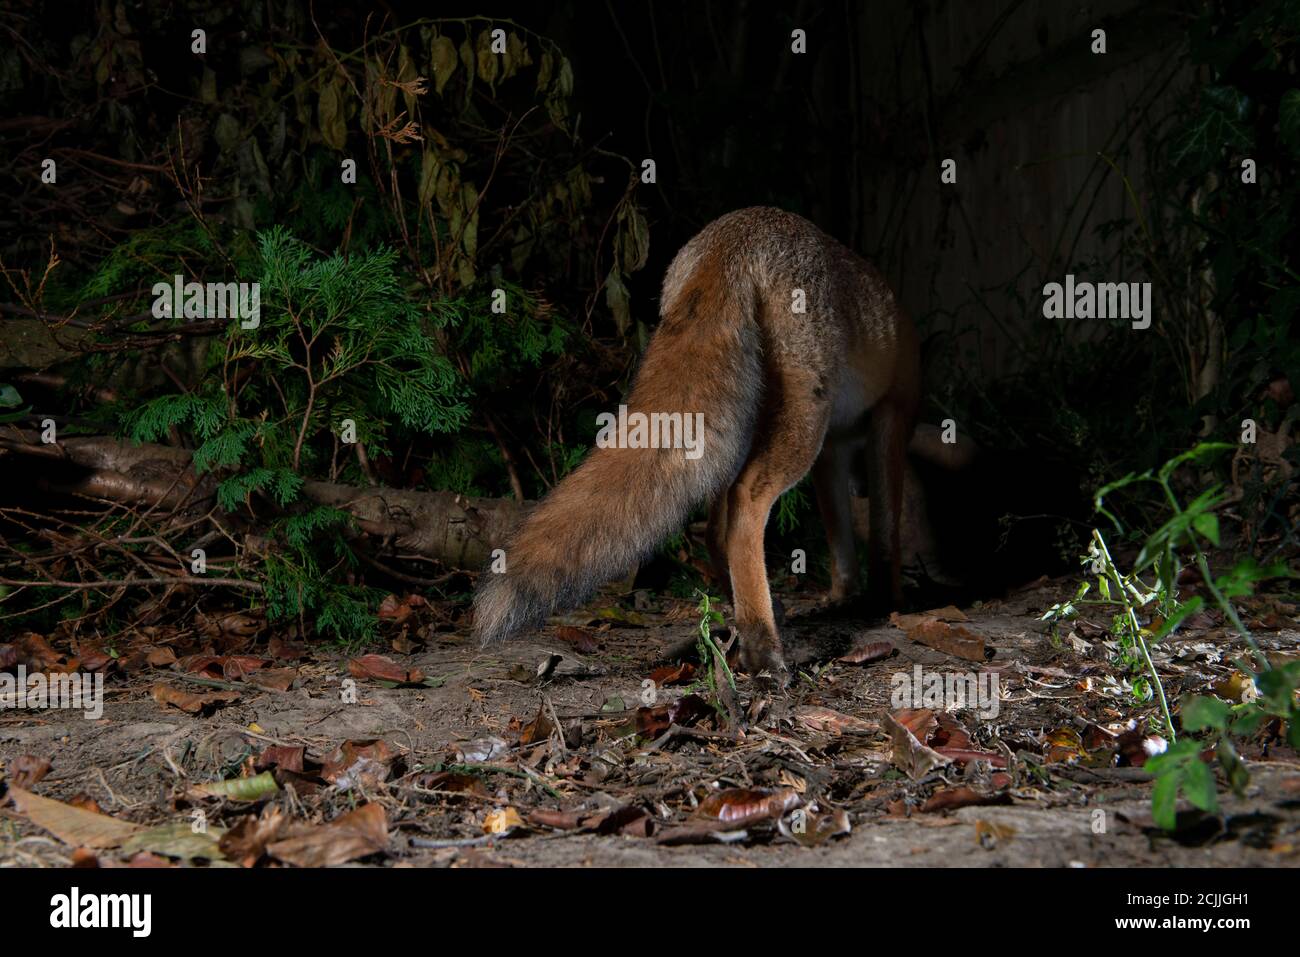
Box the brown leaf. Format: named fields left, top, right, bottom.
left=1044, top=727, right=1089, bottom=764
left=635, top=693, right=713, bottom=736
left=890, top=605, right=969, bottom=630
left=321, top=739, right=395, bottom=789
left=219, top=805, right=288, bottom=867
left=7, top=786, right=141, bottom=848
left=150, top=682, right=240, bottom=714
left=268, top=635, right=309, bottom=660
left=12, top=754, right=52, bottom=788
left=931, top=747, right=1008, bottom=768
left=793, top=705, right=874, bottom=735
left=519, top=706, right=557, bottom=746
left=347, top=654, right=424, bottom=685
left=256, top=745, right=305, bottom=773
left=778, top=807, right=852, bottom=846
left=648, top=662, right=696, bottom=686
left=247, top=667, right=298, bottom=692
left=922, top=786, right=1011, bottom=813
left=15, top=633, right=65, bottom=670
left=696, top=787, right=801, bottom=827
left=267, top=804, right=389, bottom=867
left=527, top=808, right=587, bottom=830
left=482, top=807, right=525, bottom=834
left=554, top=625, right=599, bottom=654
left=893, top=707, right=939, bottom=740
left=74, top=641, right=114, bottom=673
left=838, top=640, right=897, bottom=665
left=883, top=711, right=952, bottom=780
left=415, top=771, right=490, bottom=797
left=145, top=646, right=177, bottom=667
left=377, top=592, right=428, bottom=622
left=903, top=618, right=990, bottom=662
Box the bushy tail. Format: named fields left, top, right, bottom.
left=473, top=277, right=762, bottom=644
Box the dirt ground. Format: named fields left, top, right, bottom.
left=2, top=575, right=1298, bottom=868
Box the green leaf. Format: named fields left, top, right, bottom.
left=1191, top=512, right=1220, bottom=546
left=1180, top=694, right=1229, bottom=732
left=1152, top=596, right=1203, bottom=641
left=0, top=383, right=21, bottom=408
left=1152, top=773, right=1179, bottom=830
left=1181, top=759, right=1219, bottom=814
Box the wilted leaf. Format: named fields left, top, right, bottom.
left=482, top=807, right=524, bottom=834
left=121, top=821, right=226, bottom=862
left=430, top=34, right=458, bottom=94
left=12, top=754, right=51, bottom=788
left=903, top=618, right=990, bottom=662
left=883, top=712, right=952, bottom=780
left=196, top=771, right=280, bottom=802
left=696, top=788, right=801, bottom=827
left=7, top=786, right=141, bottom=849
left=318, top=78, right=347, bottom=150
left=793, top=705, right=874, bottom=735
left=347, top=654, right=424, bottom=685
left=267, top=803, right=389, bottom=867
left=838, top=640, right=896, bottom=665
left=151, top=682, right=240, bottom=714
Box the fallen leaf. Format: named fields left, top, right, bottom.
left=975, top=818, right=1016, bottom=848
left=267, top=803, right=389, bottom=867
left=1044, top=727, right=1089, bottom=764
left=483, top=807, right=525, bottom=834
left=151, top=682, right=240, bottom=714
left=904, top=618, right=990, bottom=662
left=794, top=705, right=874, bottom=735
left=196, top=771, right=280, bottom=802
left=921, top=786, right=1011, bottom=813
left=347, top=654, right=424, bottom=685
left=321, top=739, right=395, bottom=789
left=554, top=625, right=599, bottom=654
left=838, top=640, right=897, bottom=665
left=415, top=771, right=490, bottom=797
left=648, top=662, right=696, bottom=686
left=121, top=821, right=226, bottom=862
left=7, top=786, right=141, bottom=848
left=145, top=646, right=177, bottom=667
left=219, top=805, right=287, bottom=867
left=696, top=788, right=801, bottom=827
left=890, top=606, right=969, bottom=630
left=778, top=807, right=852, bottom=846
left=256, top=745, right=305, bottom=773
left=12, top=754, right=52, bottom=788
left=883, top=712, right=952, bottom=780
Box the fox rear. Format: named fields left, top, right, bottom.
left=473, top=206, right=920, bottom=683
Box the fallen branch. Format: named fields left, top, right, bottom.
left=0, top=428, right=528, bottom=569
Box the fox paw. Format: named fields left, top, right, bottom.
left=739, top=640, right=790, bottom=689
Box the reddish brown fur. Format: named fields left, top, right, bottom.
left=473, top=207, right=919, bottom=685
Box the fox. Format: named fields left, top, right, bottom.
left=473, top=206, right=920, bottom=685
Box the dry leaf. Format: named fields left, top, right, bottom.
left=7, top=786, right=141, bottom=849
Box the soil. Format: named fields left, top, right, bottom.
left=2, top=576, right=1298, bottom=868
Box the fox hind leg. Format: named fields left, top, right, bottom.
left=725, top=402, right=831, bottom=685
left=812, top=437, right=861, bottom=603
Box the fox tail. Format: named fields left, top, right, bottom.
left=473, top=278, right=762, bottom=644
